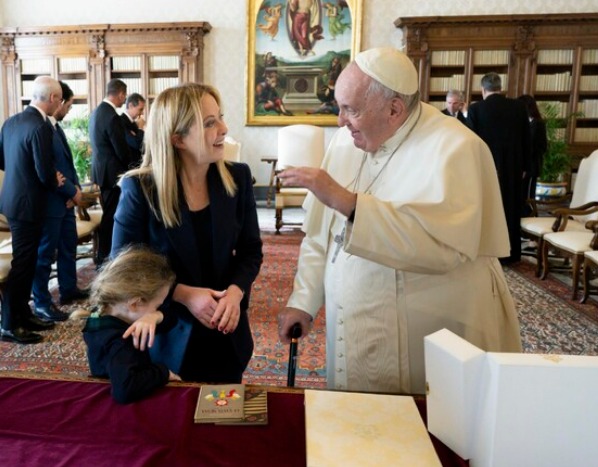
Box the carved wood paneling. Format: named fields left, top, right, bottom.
left=396, top=13, right=598, bottom=164
left=0, top=22, right=211, bottom=118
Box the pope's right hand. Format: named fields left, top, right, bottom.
left=277, top=307, right=313, bottom=344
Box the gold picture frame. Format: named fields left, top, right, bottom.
left=246, top=0, right=363, bottom=126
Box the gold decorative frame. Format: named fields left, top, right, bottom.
left=246, top=0, right=362, bottom=126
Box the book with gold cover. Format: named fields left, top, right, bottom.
left=194, top=384, right=245, bottom=423
left=305, top=390, right=441, bottom=466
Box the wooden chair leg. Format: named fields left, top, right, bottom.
left=535, top=237, right=543, bottom=277
left=571, top=255, right=581, bottom=300
left=581, top=258, right=590, bottom=304
left=275, top=208, right=283, bottom=235
left=92, top=231, right=99, bottom=262
left=540, top=241, right=550, bottom=280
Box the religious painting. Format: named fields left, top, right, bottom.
left=246, top=0, right=363, bottom=126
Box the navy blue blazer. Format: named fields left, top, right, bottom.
left=120, top=113, right=144, bottom=169
left=441, top=108, right=467, bottom=124
left=0, top=106, right=57, bottom=222
left=111, top=162, right=263, bottom=374
left=46, top=122, right=80, bottom=218
left=90, top=101, right=132, bottom=189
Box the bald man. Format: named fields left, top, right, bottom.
left=0, top=76, right=64, bottom=344
left=277, top=47, right=522, bottom=394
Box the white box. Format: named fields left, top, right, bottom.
left=474, top=352, right=598, bottom=467
left=425, top=329, right=485, bottom=459
left=425, top=329, right=598, bottom=467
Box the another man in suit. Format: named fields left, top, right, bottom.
left=467, top=72, right=531, bottom=263
left=90, top=78, right=131, bottom=267
left=120, top=93, right=146, bottom=168
left=0, top=76, right=64, bottom=344
left=32, top=81, right=88, bottom=323
left=441, top=89, right=467, bottom=124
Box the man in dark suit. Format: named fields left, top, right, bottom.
left=441, top=89, right=467, bottom=124
left=89, top=78, right=131, bottom=267
left=467, top=72, right=531, bottom=263
left=32, top=82, right=88, bottom=323
left=120, top=93, right=146, bottom=168
left=0, top=76, right=64, bottom=343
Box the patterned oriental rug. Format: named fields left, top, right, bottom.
left=0, top=230, right=596, bottom=388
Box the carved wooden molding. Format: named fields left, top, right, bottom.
left=0, top=21, right=211, bottom=118
left=106, top=22, right=211, bottom=34
left=395, top=13, right=598, bottom=28
left=0, top=35, right=16, bottom=63
left=0, top=22, right=211, bottom=37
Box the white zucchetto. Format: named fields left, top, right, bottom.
left=354, top=47, right=419, bottom=95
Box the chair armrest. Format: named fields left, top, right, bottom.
left=586, top=220, right=598, bottom=233
left=551, top=202, right=598, bottom=231
left=0, top=214, right=10, bottom=232
left=77, top=206, right=91, bottom=222
left=552, top=200, right=598, bottom=217
left=587, top=221, right=598, bottom=250
left=77, top=191, right=100, bottom=222
left=525, top=198, right=539, bottom=217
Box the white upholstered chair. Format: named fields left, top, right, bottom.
left=0, top=171, right=12, bottom=293
left=0, top=170, right=102, bottom=270
left=521, top=150, right=598, bottom=277
left=582, top=238, right=598, bottom=304
left=274, top=124, right=325, bottom=234
left=538, top=152, right=598, bottom=300
left=223, top=136, right=242, bottom=163
left=75, top=190, right=102, bottom=261
left=541, top=218, right=598, bottom=300
left=0, top=232, right=11, bottom=294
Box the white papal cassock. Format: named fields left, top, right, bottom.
left=287, top=102, right=522, bottom=394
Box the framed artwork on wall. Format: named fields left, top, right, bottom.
left=246, top=0, right=363, bottom=126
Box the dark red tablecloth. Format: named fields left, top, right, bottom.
left=0, top=375, right=466, bottom=466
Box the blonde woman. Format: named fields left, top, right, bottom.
left=112, top=83, right=263, bottom=383
left=73, top=245, right=180, bottom=404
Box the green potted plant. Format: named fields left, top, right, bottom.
left=63, top=115, right=92, bottom=184
left=535, top=102, right=576, bottom=198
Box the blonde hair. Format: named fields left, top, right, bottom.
left=124, top=83, right=237, bottom=228
left=72, top=245, right=175, bottom=318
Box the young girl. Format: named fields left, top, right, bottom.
left=73, top=245, right=181, bottom=404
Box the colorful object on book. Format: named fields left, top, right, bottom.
left=194, top=384, right=245, bottom=423
left=204, top=387, right=242, bottom=407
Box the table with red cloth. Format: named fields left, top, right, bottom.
left=0, top=373, right=467, bottom=466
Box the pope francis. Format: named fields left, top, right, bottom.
left=277, top=47, right=522, bottom=395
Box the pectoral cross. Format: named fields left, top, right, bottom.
left=331, top=227, right=345, bottom=264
